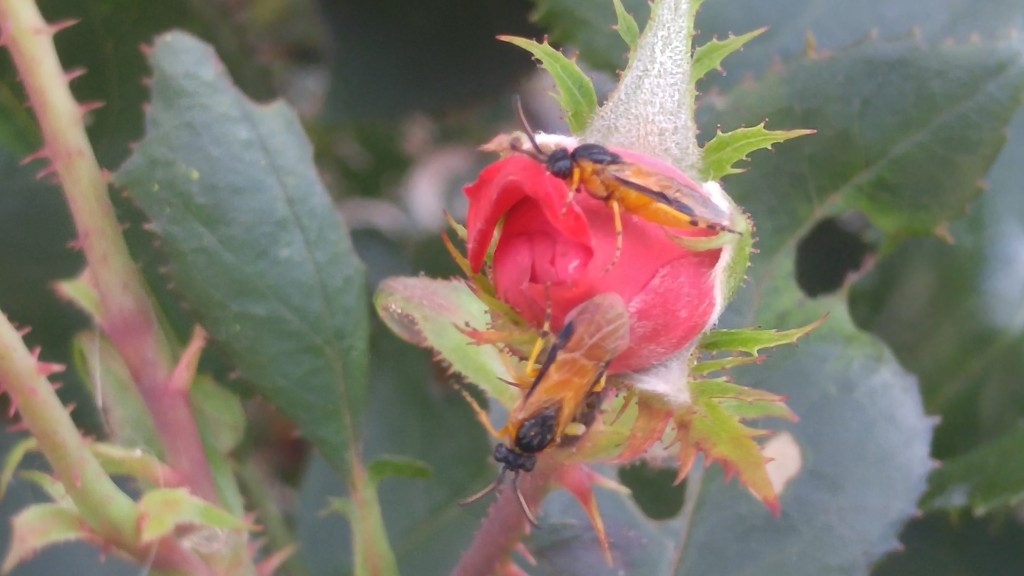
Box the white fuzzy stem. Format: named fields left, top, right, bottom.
left=585, top=0, right=699, bottom=173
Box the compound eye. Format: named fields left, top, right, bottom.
left=546, top=149, right=574, bottom=180
left=493, top=443, right=512, bottom=464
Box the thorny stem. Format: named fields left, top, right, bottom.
left=0, top=0, right=218, bottom=504
left=0, top=312, right=211, bottom=575
left=452, top=456, right=560, bottom=576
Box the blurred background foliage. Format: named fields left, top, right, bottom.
left=0, top=0, right=1022, bottom=574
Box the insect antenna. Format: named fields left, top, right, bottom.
left=513, top=95, right=546, bottom=160
left=512, top=472, right=541, bottom=528
left=458, top=469, right=507, bottom=507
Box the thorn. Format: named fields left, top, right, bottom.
left=512, top=543, right=537, bottom=566
left=36, top=361, right=66, bottom=377
left=100, top=168, right=112, bottom=184
left=139, top=42, right=153, bottom=56
left=17, top=326, right=32, bottom=337
left=66, top=237, right=85, bottom=251
left=79, top=101, right=106, bottom=116
left=20, top=147, right=49, bottom=166
left=35, top=164, right=58, bottom=181
left=48, top=19, right=80, bottom=35
left=65, top=68, right=87, bottom=82
left=6, top=420, right=28, bottom=433
left=65, top=402, right=77, bottom=415
left=8, top=400, right=19, bottom=418
left=140, top=77, right=151, bottom=87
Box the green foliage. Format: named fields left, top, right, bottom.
left=923, top=425, right=1024, bottom=514
left=2, top=504, right=87, bottom=574
left=532, top=0, right=651, bottom=74
left=1, top=0, right=1023, bottom=574
left=367, top=455, right=433, bottom=484
left=500, top=36, right=598, bottom=134
left=691, top=28, right=766, bottom=88
left=612, top=0, right=639, bottom=52
left=700, top=123, right=815, bottom=181
left=136, top=487, right=246, bottom=543
left=375, top=277, right=521, bottom=408
left=115, top=32, right=370, bottom=479
left=699, top=320, right=823, bottom=356
left=715, top=40, right=1024, bottom=252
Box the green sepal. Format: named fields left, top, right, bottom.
left=692, top=28, right=767, bottom=89
left=136, top=487, right=247, bottom=545
left=612, top=0, right=640, bottom=52
left=699, top=317, right=826, bottom=356
left=499, top=36, right=598, bottom=134
left=1, top=504, right=87, bottom=574
left=700, top=123, right=816, bottom=181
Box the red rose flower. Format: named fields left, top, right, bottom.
left=465, top=149, right=736, bottom=374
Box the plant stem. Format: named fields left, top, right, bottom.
left=452, top=457, right=559, bottom=576
left=0, top=0, right=218, bottom=504
left=237, top=457, right=310, bottom=576
left=0, top=311, right=210, bottom=575
left=349, top=457, right=399, bottom=576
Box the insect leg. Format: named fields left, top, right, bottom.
left=602, top=198, right=624, bottom=274
left=512, top=472, right=541, bottom=528
left=455, top=384, right=504, bottom=438
left=459, top=468, right=507, bottom=507
left=524, top=284, right=553, bottom=378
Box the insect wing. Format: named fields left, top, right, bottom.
left=606, top=165, right=734, bottom=232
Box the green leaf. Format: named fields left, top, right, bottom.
left=71, top=332, right=162, bottom=455
left=532, top=0, right=652, bottom=74
left=114, top=32, right=370, bottom=477
left=367, top=455, right=432, bottom=485
left=0, top=438, right=36, bottom=500
left=297, top=325, right=492, bottom=575
left=850, top=103, right=1024, bottom=503
left=612, top=0, right=639, bottom=52
left=192, top=375, right=245, bottom=455
left=698, top=318, right=824, bottom=356
left=708, top=40, right=1024, bottom=248
left=699, top=123, right=815, bottom=181
left=500, top=36, right=598, bottom=134
left=684, top=378, right=796, bottom=512
left=923, top=425, right=1024, bottom=514
left=1, top=503, right=87, bottom=574
left=88, top=443, right=174, bottom=486
left=53, top=272, right=103, bottom=322
left=694, top=0, right=1024, bottom=94
left=16, top=471, right=69, bottom=504
left=653, top=38, right=979, bottom=576
left=873, top=513, right=1024, bottom=576
left=137, top=487, right=247, bottom=544
left=374, top=277, right=520, bottom=408
left=691, top=28, right=766, bottom=88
